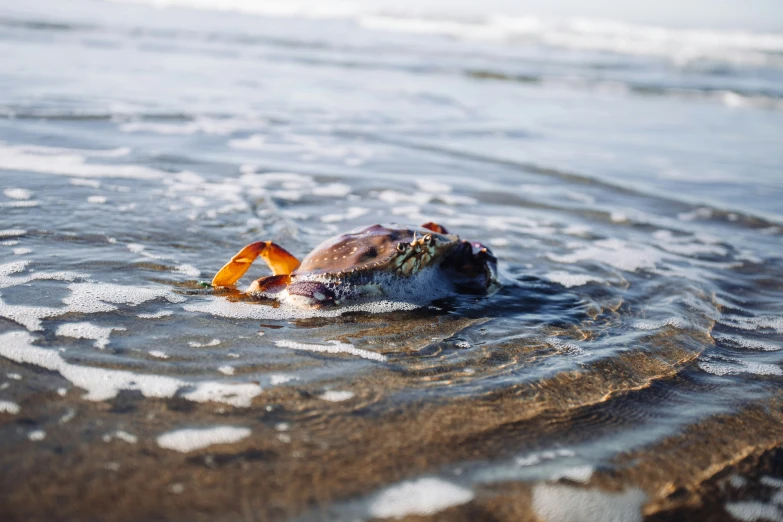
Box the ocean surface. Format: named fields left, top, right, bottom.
left=1, top=0, right=782, bottom=520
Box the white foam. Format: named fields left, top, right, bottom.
left=138, top=310, right=174, bottom=319
left=56, top=322, right=126, bottom=349
left=318, top=390, right=354, bottom=402
left=633, top=317, right=688, bottom=330
left=218, top=366, right=235, bottom=376
left=70, top=178, right=102, bottom=188
left=548, top=238, right=666, bottom=273
left=517, top=449, right=575, bottom=467
left=369, top=477, right=474, bottom=519
left=0, top=331, right=262, bottom=406
left=28, top=430, right=46, bottom=441
left=489, top=238, right=510, bottom=247
left=544, top=271, right=603, bottom=288
left=0, top=297, right=64, bottom=331
left=312, top=183, right=352, bottom=197
left=180, top=381, right=261, bottom=407
left=546, top=337, right=585, bottom=356
left=0, top=229, right=26, bottom=238
left=275, top=340, right=386, bottom=362
left=149, top=350, right=170, bottom=359
left=0, top=200, right=39, bottom=208
left=533, top=484, right=646, bottom=522
left=4, top=188, right=32, bottom=200
left=0, top=142, right=160, bottom=179
left=119, top=117, right=266, bottom=136
left=725, top=501, right=783, bottom=522
left=0, top=400, right=20, bottom=414
left=416, top=179, right=452, bottom=193
left=174, top=264, right=201, bottom=277
left=103, top=430, right=138, bottom=444
left=719, top=315, right=783, bottom=334
left=698, top=358, right=783, bottom=377
left=188, top=338, right=221, bottom=348
left=184, top=296, right=418, bottom=321
left=269, top=374, right=298, bottom=385
left=87, top=195, right=107, bottom=204
left=64, top=282, right=185, bottom=314
left=156, top=426, right=251, bottom=453
left=12, top=248, right=31, bottom=255
left=713, top=334, right=781, bottom=352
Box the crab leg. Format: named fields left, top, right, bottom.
left=212, top=241, right=300, bottom=287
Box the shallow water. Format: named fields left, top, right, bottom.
left=1, top=1, right=783, bottom=520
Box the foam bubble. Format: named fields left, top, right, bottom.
left=533, top=484, right=646, bottom=522
left=103, top=430, right=138, bottom=444
left=275, top=340, right=386, bottom=362
left=188, top=339, right=221, bottom=348
left=698, top=358, right=783, bottom=377
left=12, top=248, right=31, bottom=255
left=0, top=229, right=26, bottom=239
left=0, top=200, right=39, bottom=208
left=369, top=477, right=474, bottom=519
left=0, top=142, right=160, bottom=179
left=312, top=183, right=352, bottom=197
left=0, top=400, right=20, bottom=414
left=0, top=331, right=262, bottom=406
left=416, top=179, right=452, bottom=193
left=725, top=501, right=783, bottom=522
left=548, top=238, right=665, bottom=273
left=56, top=322, right=126, bottom=349
left=174, top=264, right=201, bottom=277
left=28, top=430, right=46, bottom=441
left=156, top=426, right=251, bottom=453
left=517, top=449, right=575, bottom=467
left=0, top=297, right=64, bottom=331
left=149, top=350, right=169, bottom=359
left=269, top=374, right=298, bottom=385
left=180, top=381, right=261, bottom=407
left=119, top=117, right=266, bottom=136
left=544, top=271, right=603, bottom=288
left=546, top=337, right=585, bottom=356
left=318, top=390, right=354, bottom=402
left=64, top=282, right=185, bottom=314
left=184, top=296, right=418, bottom=321
left=218, top=366, right=235, bottom=376
left=4, top=188, right=32, bottom=200
left=713, top=333, right=781, bottom=351
left=633, top=317, right=688, bottom=330
left=87, top=195, right=107, bottom=204
left=138, top=310, right=174, bottom=319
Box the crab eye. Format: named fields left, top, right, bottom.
left=423, top=234, right=433, bottom=244
left=396, top=242, right=409, bottom=253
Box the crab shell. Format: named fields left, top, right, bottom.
left=252, top=224, right=499, bottom=308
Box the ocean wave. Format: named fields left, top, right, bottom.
left=107, top=0, right=783, bottom=68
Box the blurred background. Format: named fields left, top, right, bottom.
left=1, top=1, right=782, bottom=521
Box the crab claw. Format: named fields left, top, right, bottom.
left=421, top=222, right=449, bottom=235
left=212, top=241, right=300, bottom=287
left=441, top=240, right=499, bottom=293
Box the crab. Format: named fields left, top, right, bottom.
left=211, top=222, right=499, bottom=308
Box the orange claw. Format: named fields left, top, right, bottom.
left=212, top=241, right=301, bottom=287
left=421, top=222, right=449, bottom=234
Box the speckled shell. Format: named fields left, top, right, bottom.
left=293, top=224, right=455, bottom=276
